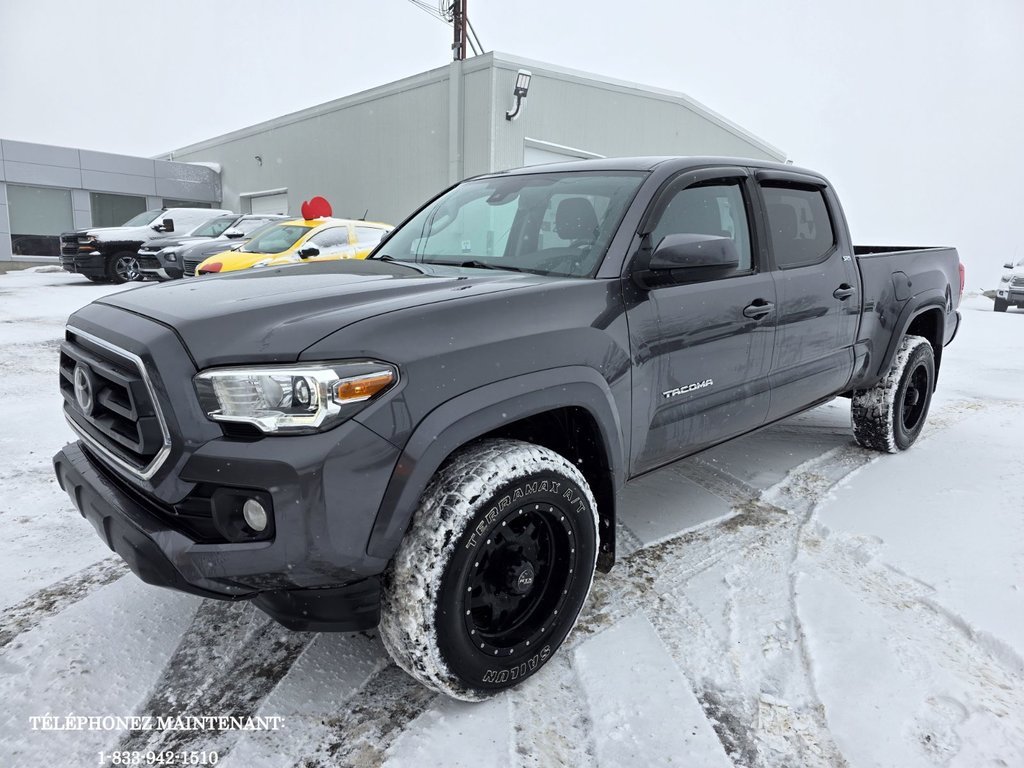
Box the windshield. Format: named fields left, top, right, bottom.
left=190, top=215, right=236, bottom=237
left=376, top=171, right=646, bottom=277
left=240, top=223, right=312, bottom=254
left=122, top=209, right=164, bottom=227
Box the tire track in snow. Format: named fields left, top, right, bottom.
left=293, top=664, right=439, bottom=767
left=571, top=444, right=874, bottom=767
left=508, top=655, right=597, bottom=768
left=0, top=557, right=128, bottom=649
left=800, top=528, right=1024, bottom=715
left=678, top=456, right=763, bottom=507
left=119, top=601, right=315, bottom=757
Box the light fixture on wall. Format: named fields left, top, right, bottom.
left=254, top=155, right=263, bottom=166
left=505, top=70, right=532, bottom=121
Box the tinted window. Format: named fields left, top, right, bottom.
left=93, top=194, right=149, bottom=227
left=240, top=224, right=311, bottom=254
left=8, top=184, right=74, bottom=256
left=649, top=180, right=753, bottom=272
left=761, top=184, right=836, bottom=268
left=308, top=227, right=351, bottom=250
left=237, top=217, right=276, bottom=234
left=191, top=216, right=236, bottom=237
left=354, top=226, right=388, bottom=244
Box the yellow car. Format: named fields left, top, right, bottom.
left=195, top=218, right=392, bottom=275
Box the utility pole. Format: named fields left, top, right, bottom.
left=452, top=0, right=467, bottom=61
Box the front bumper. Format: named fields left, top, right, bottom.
left=53, top=414, right=402, bottom=630
left=996, top=287, right=1024, bottom=306
left=60, top=251, right=106, bottom=277
left=137, top=253, right=183, bottom=280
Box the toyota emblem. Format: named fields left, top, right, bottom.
left=73, top=364, right=94, bottom=415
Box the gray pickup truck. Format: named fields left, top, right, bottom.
left=53, top=156, right=962, bottom=700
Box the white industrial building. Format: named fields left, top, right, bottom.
left=1, top=52, right=784, bottom=261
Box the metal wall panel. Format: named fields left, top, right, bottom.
left=155, top=175, right=218, bottom=201
left=80, top=169, right=157, bottom=196
left=461, top=67, right=493, bottom=179
left=170, top=76, right=452, bottom=225
left=488, top=58, right=785, bottom=173
left=79, top=149, right=156, bottom=178
left=4, top=160, right=83, bottom=189
left=1, top=140, right=80, bottom=168
left=71, top=189, right=92, bottom=229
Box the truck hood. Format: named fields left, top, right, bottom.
left=94, top=259, right=553, bottom=367
left=72, top=225, right=153, bottom=242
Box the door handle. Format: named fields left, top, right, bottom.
left=742, top=299, right=775, bottom=319
left=833, top=284, right=856, bottom=300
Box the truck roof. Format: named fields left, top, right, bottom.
left=489, top=155, right=825, bottom=181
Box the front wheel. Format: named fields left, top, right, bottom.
left=994, top=298, right=1008, bottom=312
left=380, top=439, right=599, bottom=700
left=851, top=335, right=935, bottom=453
left=106, top=251, right=140, bottom=284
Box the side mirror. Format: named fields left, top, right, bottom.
left=223, top=228, right=244, bottom=239
left=161, top=218, right=175, bottom=233
left=634, top=233, right=739, bottom=289
left=1004, top=262, right=1014, bottom=270
left=297, top=245, right=320, bottom=260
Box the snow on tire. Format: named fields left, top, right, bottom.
left=851, top=334, right=935, bottom=453
left=379, top=438, right=599, bottom=701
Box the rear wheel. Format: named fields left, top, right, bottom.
left=851, top=335, right=935, bottom=453
left=106, top=251, right=140, bottom=284
left=994, top=298, right=1008, bottom=312
left=380, top=439, right=599, bottom=700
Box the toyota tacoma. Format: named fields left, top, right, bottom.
left=53, top=157, right=962, bottom=700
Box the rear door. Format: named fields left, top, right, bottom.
left=757, top=174, right=859, bottom=421
left=625, top=167, right=776, bottom=474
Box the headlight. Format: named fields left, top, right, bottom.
left=194, top=361, right=398, bottom=434
left=161, top=247, right=181, bottom=262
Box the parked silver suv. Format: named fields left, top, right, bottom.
left=995, top=258, right=1024, bottom=312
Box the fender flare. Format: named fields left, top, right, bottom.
left=874, top=290, right=947, bottom=381
left=365, top=366, right=625, bottom=561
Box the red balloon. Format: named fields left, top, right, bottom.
left=300, top=196, right=333, bottom=220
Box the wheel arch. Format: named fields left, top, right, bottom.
left=875, top=294, right=946, bottom=387
left=365, top=366, right=626, bottom=571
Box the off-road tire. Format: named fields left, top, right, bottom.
left=380, top=438, right=599, bottom=701
left=106, top=251, right=140, bottom=284
left=994, top=298, right=1008, bottom=313
left=851, top=334, right=935, bottom=453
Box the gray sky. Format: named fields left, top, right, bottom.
left=1, top=0, right=1022, bottom=285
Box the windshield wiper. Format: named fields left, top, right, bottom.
left=424, top=259, right=529, bottom=273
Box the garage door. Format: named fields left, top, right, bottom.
left=248, top=192, right=288, bottom=215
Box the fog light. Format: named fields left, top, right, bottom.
left=243, top=498, right=268, bottom=531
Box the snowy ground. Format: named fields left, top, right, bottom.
left=0, top=268, right=1022, bottom=767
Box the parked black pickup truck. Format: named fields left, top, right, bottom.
left=53, top=157, right=962, bottom=700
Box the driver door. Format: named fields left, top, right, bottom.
left=625, top=168, right=776, bottom=474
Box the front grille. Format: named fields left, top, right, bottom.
left=60, top=234, right=83, bottom=257
left=137, top=254, right=161, bottom=269
left=60, top=328, right=171, bottom=480
left=183, top=256, right=201, bottom=277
